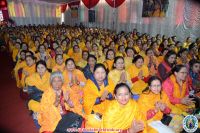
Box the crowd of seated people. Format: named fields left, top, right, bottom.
left=1, top=24, right=200, bottom=133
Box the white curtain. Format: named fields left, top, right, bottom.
left=7, top=0, right=61, bottom=25
left=64, top=0, right=200, bottom=41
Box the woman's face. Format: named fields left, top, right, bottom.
left=82, top=52, right=88, bottom=60
left=115, top=87, right=131, bottom=105
left=56, top=48, right=63, bottom=55
left=39, top=46, right=46, bottom=54
left=20, top=52, right=26, bottom=60
left=175, top=67, right=188, bottom=81
left=192, top=63, right=200, bottom=73
left=92, top=45, right=98, bottom=51
left=52, top=77, right=63, bottom=91
left=37, top=64, right=46, bottom=76
left=126, top=49, right=134, bottom=57
left=107, top=51, right=115, bottom=60
left=66, top=60, right=75, bottom=71
left=149, top=79, right=161, bottom=94
left=115, top=58, right=124, bottom=70
left=181, top=51, right=188, bottom=58
left=167, top=54, right=176, bottom=64
left=147, top=50, right=154, bottom=57
left=22, top=44, right=28, bottom=50
left=53, top=43, right=58, bottom=50
left=26, top=57, right=35, bottom=66
left=88, top=57, right=96, bottom=68
left=94, top=67, right=106, bottom=83
left=135, top=58, right=144, bottom=68
left=56, top=55, right=64, bottom=65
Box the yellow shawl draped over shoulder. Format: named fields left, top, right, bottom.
left=127, top=64, right=149, bottom=94
left=83, top=79, right=114, bottom=115
left=25, top=71, right=50, bottom=91
left=102, top=100, right=148, bottom=133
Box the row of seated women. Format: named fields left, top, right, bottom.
left=12, top=53, right=200, bottom=133
left=4, top=26, right=200, bottom=132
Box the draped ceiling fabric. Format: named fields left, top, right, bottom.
left=105, top=0, right=125, bottom=8
left=82, top=0, right=99, bottom=9
left=7, top=0, right=61, bottom=25
left=64, top=0, right=200, bottom=41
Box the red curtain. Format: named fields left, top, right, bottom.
left=0, top=0, right=7, bottom=10
left=82, top=0, right=99, bottom=9
left=68, top=1, right=80, bottom=9
left=105, top=0, right=126, bottom=8
left=61, top=4, right=67, bottom=13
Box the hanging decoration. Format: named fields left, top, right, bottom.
left=105, top=0, right=125, bottom=8
left=68, top=1, right=80, bottom=9
left=61, top=4, right=67, bottom=13
left=82, top=0, right=99, bottom=9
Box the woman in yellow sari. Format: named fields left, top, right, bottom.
left=14, top=50, right=27, bottom=88
left=25, top=60, right=51, bottom=110
left=35, top=44, right=52, bottom=69
left=83, top=63, right=114, bottom=128
left=12, top=42, right=21, bottom=62
left=102, top=83, right=147, bottom=133
left=70, top=45, right=82, bottom=64
left=21, top=55, right=36, bottom=88
left=124, top=47, right=136, bottom=70
left=38, top=72, right=84, bottom=133
left=63, top=58, right=86, bottom=88
left=138, top=76, right=184, bottom=132
left=108, top=56, right=132, bottom=88
left=103, top=49, right=115, bottom=72
left=128, top=55, right=149, bottom=94
left=52, top=54, right=65, bottom=72
left=144, top=48, right=159, bottom=76
left=162, top=65, right=195, bottom=112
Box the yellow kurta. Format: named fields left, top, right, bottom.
left=102, top=100, right=148, bottom=133
left=21, top=64, right=36, bottom=88
left=144, top=56, right=159, bottom=76
left=124, top=57, right=133, bottom=70
left=103, top=60, right=114, bottom=71
left=108, top=69, right=132, bottom=88
left=52, top=63, right=65, bottom=72
left=12, top=48, right=19, bottom=62
left=14, top=60, right=26, bottom=88
left=83, top=79, right=114, bottom=128
left=62, top=69, right=86, bottom=87
left=76, top=59, right=87, bottom=69
left=127, top=64, right=149, bottom=94
left=138, top=91, right=184, bottom=123
left=38, top=86, right=66, bottom=132
left=25, top=71, right=50, bottom=91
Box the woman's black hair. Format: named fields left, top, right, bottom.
left=125, top=47, right=136, bottom=55
left=132, top=55, right=144, bottom=63
left=164, top=50, right=176, bottom=63
left=113, top=56, right=124, bottom=69
left=87, top=54, right=97, bottom=62
left=189, top=59, right=200, bottom=69
left=171, top=64, right=186, bottom=74
left=189, top=43, right=196, bottom=51
left=178, top=48, right=188, bottom=57
left=114, top=83, right=132, bottom=95
left=93, top=63, right=107, bottom=74
left=25, top=50, right=34, bottom=56
left=36, top=60, right=47, bottom=71
left=106, top=49, right=115, bottom=60
left=25, top=55, right=36, bottom=60
left=65, top=58, right=76, bottom=66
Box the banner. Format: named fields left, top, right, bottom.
left=142, top=0, right=169, bottom=17
left=71, top=7, right=78, bottom=18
